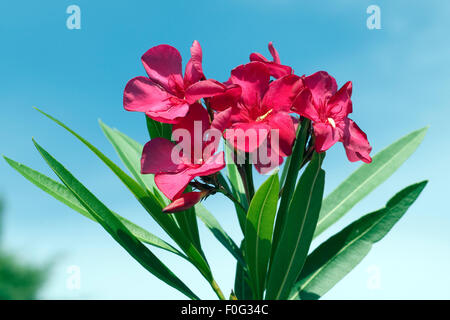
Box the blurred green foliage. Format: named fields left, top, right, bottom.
left=0, top=198, right=47, bottom=300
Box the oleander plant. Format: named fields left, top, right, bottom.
left=4, top=41, right=427, bottom=300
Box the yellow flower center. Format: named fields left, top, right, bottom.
left=256, top=109, right=273, bottom=122
left=327, top=117, right=336, bottom=128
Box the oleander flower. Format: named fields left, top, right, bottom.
left=141, top=103, right=225, bottom=201
left=124, top=41, right=226, bottom=123
left=250, top=42, right=292, bottom=79
left=218, top=62, right=302, bottom=159
left=292, top=71, right=372, bottom=163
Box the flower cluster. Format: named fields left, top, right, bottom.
left=124, top=41, right=372, bottom=212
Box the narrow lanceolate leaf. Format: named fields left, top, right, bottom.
left=279, top=153, right=292, bottom=188
left=32, top=140, right=199, bottom=300
left=3, top=156, right=184, bottom=257
left=245, top=172, right=279, bottom=299
left=266, top=153, right=325, bottom=300
left=195, top=204, right=245, bottom=267
left=315, top=127, right=427, bottom=238
left=292, top=181, right=427, bottom=300
left=223, top=142, right=251, bottom=299
left=234, top=241, right=253, bottom=300
left=99, top=120, right=166, bottom=205
left=225, top=141, right=248, bottom=233
left=173, top=191, right=202, bottom=252
left=34, top=108, right=213, bottom=282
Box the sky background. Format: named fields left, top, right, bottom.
left=1, top=0, right=449, bottom=299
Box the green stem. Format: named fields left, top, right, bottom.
left=244, top=158, right=255, bottom=202
left=211, top=279, right=226, bottom=300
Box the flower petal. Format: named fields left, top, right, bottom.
left=291, top=88, right=320, bottom=122
left=211, top=107, right=232, bottom=133
left=268, top=41, right=281, bottom=64
left=163, top=191, right=206, bottom=213
left=230, top=62, right=270, bottom=108
left=249, top=42, right=292, bottom=79
left=303, top=71, right=338, bottom=105
left=253, top=144, right=284, bottom=175
left=154, top=169, right=193, bottom=200
left=209, top=84, right=242, bottom=111
left=123, top=76, right=172, bottom=113
left=185, top=79, right=229, bottom=105
left=262, top=74, right=303, bottom=111
left=186, top=152, right=226, bottom=177
left=327, top=81, right=353, bottom=120
left=141, top=44, right=182, bottom=91
left=342, top=118, right=372, bottom=163
left=184, top=40, right=204, bottom=86
left=249, top=52, right=268, bottom=63
left=141, top=138, right=185, bottom=174
left=145, top=102, right=190, bottom=124
left=266, top=111, right=296, bottom=156
left=224, top=121, right=270, bottom=153
left=313, top=122, right=341, bottom=152
left=266, top=63, right=293, bottom=79
left=172, top=102, right=210, bottom=158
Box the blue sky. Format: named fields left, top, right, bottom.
left=1, top=0, right=449, bottom=299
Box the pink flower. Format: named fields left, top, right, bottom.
left=250, top=42, right=292, bottom=79
left=292, top=71, right=372, bottom=163
left=124, top=41, right=226, bottom=124
left=219, top=62, right=302, bottom=159
left=207, top=81, right=242, bottom=112
left=141, top=103, right=225, bottom=201
left=185, top=79, right=242, bottom=112
left=162, top=191, right=207, bottom=213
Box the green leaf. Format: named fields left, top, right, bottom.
left=292, top=181, right=427, bottom=300
left=32, top=140, right=199, bottom=300
left=34, top=108, right=213, bottom=283
left=99, top=120, right=166, bottom=204
left=266, top=152, right=325, bottom=300
left=195, top=204, right=245, bottom=267
left=234, top=241, right=253, bottom=300
left=315, top=127, right=427, bottom=238
left=225, top=141, right=248, bottom=233
left=173, top=200, right=202, bottom=252
left=146, top=115, right=172, bottom=140
left=3, top=156, right=185, bottom=258
left=272, top=119, right=310, bottom=255
left=279, top=153, right=291, bottom=187
left=245, top=171, right=279, bottom=299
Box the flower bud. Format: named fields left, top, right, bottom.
left=162, top=191, right=208, bottom=213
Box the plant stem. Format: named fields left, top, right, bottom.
left=211, top=279, right=226, bottom=300
left=243, top=157, right=255, bottom=202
